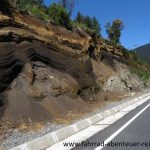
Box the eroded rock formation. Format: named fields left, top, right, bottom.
left=0, top=4, right=145, bottom=124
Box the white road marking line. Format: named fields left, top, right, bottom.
left=95, top=103, right=150, bottom=150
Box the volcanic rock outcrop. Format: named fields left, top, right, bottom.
left=0, top=3, right=145, bottom=124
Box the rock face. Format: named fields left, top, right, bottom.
left=104, top=60, right=145, bottom=91
left=0, top=5, right=145, bottom=123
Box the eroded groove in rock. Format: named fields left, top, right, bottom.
left=0, top=38, right=96, bottom=94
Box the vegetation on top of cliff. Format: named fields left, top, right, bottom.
left=105, top=19, right=124, bottom=45
left=47, top=3, right=72, bottom=30
left=75, top=12, right=101, bottom=36
left=7, top=0, right=101, bottom=36
left=7, top=0, right=125, bottom=46
left=59, top=0, right=75, bottom=13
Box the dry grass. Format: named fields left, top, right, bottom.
left=53, top=111, right=88, bottom=124
left=18, top=123, right=44, bottom=132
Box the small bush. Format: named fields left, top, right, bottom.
left=73, top=22, right=92, bottom=32
left=47, top=3, right=73, bottom=30
left=29, top=5, right=49, bottom=21
left=13, top=0, right=49, bottom=21
left=105, top=19, right=124, bottom=44
left=129, top=51, right=150, bottom=82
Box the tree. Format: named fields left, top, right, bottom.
left=47, top=3, right=72, bottom=30
left=76, top=12, right=82, bottom=23
left=75, top=12, right=101, bottom=36
left=62, top=0, right=67, bottom=8
left=60, top=0, right=75, bottom=13
left=105, top=19, right=124, bottom=44
left=84, top=16, right=93, bottom=29
left=92, top=17, right=101, bottom=36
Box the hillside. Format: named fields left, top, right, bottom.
left=135, top=43, right=150, bottom=64
left=0, top=1, right=150, bottom=149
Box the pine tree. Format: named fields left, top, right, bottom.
left=60, top=0, right=74, bottom=13
left=76, top=12, right=82, bottom=23
left=92, top=17, right=101, bottom=36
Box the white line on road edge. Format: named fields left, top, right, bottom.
left=95, top=103, right=150, bottom=150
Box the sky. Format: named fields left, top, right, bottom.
left=44, top=0, right=150, bottom=49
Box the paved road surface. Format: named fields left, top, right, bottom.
left=73, top=100, right=150, bottom=150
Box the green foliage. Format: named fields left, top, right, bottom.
left=130, top=67, right=150, bottom=82
left=75, top=12, right=101, bottom=36
left=29, top=5, right=49, bottom=21
left=47, top=3, right=72, bottom=30
left=84, top=16, right=93, bottom=29
left=92, top=17, right=101, bottom=35
left=9, top=0, right=73, bottom=28
left=105, top=19, right=124, bottom=44
left=73, top=22, right=89, bottom=30
left=139, top=71, right=150, bottom=81
left=128, top=51, right=150, bottom=82
left=94, top=85, right=102, bottom=93
left=13, top=0, right=44, bottom=10
left=9, top=0, right=48, bottom=21
left=59, top=0, right=75, bottom=13
left=76, top=12, right=82, bottom=23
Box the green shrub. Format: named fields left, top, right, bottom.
left=129, top=51, right=150, bottom=82
left=105, top=19, right=124, bottom=44
left=13, top=0, right=44, bottom=10
left=13, top=0, right=49, bottom=21
left=73, top=22, right=92, bottom=31
left=29, top=5, right=49, bottom=21
left=15, top=0, right=31, bottom=11
left=47, top=3, right=73, bottom=30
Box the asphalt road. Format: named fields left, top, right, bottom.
left=73, top=99, right=150, bottom=150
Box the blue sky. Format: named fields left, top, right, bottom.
left=44, top=0, right=150, bottom=49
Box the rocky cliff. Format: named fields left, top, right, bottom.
left=0, top=3, right=145, bottom=127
